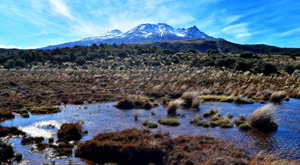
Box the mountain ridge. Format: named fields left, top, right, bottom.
left=130, top=38, right=300, bottom=54
left=41, top=23, right=224, bottom=50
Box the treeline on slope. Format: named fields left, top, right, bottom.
left=0, top=43, right=297, bottom=76
left=136, top=39, right=300, bottom=54
left=0, top=48, right=21, bottom=54
left=0, top=43, right=174, bottom=69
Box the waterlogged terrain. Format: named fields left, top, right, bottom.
left=1, top=99, right=300, bottom=164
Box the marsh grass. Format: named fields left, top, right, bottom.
left=248, top=104, right=278, bottom=132
left=270, top=91, right=287, bottom=102
left=158, top=118, right=180, bottom=126
left=167, top=101, right=179, bottom=116
left=181, top=91, right=198, bottom=107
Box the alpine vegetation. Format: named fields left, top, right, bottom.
left=248, top=104, right=278, bottom=132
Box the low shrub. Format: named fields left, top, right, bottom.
left=75, top=129, right=172, bottom=164
left=57, top=121, right=83, bottom=142
left=115, top=99, right=134, bottom=109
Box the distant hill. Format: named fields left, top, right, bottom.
left=130, top=39, right=300, bottom=54
left=0, top=48, right=21, bottom=54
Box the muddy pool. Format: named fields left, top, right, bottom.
left=1, top=99, right=300, bottom=164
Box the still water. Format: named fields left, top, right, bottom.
left=1, top=99, right=300, bottom=164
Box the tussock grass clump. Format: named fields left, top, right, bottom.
left=203, top=108, right=219, bottom=117
left=234, top=115, right=246, bottom=126
left=181, top=91, right=198, bottom=108
left=158, top=118, right=180, bottom=126
left=141, top=121, right=158, bottom=128
left=133, top=101, right=152, bottom=109
left=248, top=104, right=278, bottom=132
left=191, top=99, right=201, bottom=110
left=57, top=121, right=83, bottom=142
left=115, top=99, right=134, bottom=109
left=196, top=121, right=209, bottom=127
left=190, top=115, right=203, bottom=124
left=219, top=118, right=233, bottom=128
left=167, top=101, right=179, bottom=116
left=210, top=113, right=220, bottom=121
left=270, top=91, right=286, bottom=102
left=210, top=121, right=220, bottom=127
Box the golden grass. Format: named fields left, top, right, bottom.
left=270, top=91, right=287, bottom=102
left=248, top=104, right=278, bottom=132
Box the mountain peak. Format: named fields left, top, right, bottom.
left=41, top=23, right=224, bottom=49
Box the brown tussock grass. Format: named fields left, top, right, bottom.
left=248, top=104, right=278, bottom=132
left=270, top=91, right=286, bottom=102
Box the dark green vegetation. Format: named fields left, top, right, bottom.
left=0, top=48, right=20, bottom=54
left=0, top=42, right=299, bottom=78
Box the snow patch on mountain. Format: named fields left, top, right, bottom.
left=41, top=23, right=224, bottom=49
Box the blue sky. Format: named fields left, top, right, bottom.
left=0, top=0, right=300, bottom=49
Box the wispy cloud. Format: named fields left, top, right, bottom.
left=279, top=28, right=300, bottom=37
left=222, top=23, right=252, bottom=39
left=48, top=0, right=74, bottom=20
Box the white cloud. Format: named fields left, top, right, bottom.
left=0, top=45, right=22, bottom=49
left=222, top=23, right=252, bottom=39
left=25, top=46, right=39, bottom=49
left=48, top=0, right=74, bottom=20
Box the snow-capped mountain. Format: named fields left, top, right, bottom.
left=41, top=23, right=225, bottom=49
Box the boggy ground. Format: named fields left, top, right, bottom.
left=75, top=128, right=297, bottom=165
left=1, top=64, right=300, bottom=115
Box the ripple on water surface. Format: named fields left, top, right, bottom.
left=1, top=99, right=300, bottom=163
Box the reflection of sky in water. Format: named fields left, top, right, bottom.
left=19, top=120, right=61, bottom=138
left=1, top=99, right=300, bottom=164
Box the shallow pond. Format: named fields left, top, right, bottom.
left=1, top=99, right=300, bottom=164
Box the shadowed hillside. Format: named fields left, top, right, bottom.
left=131, top=39, right=300, bottom=54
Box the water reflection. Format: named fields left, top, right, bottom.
left=1, top=99, right=300, bottom=164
